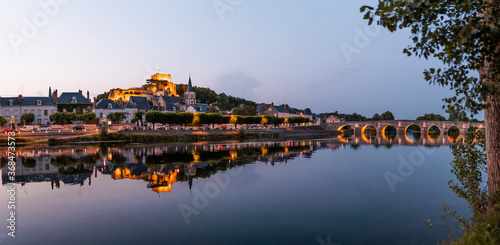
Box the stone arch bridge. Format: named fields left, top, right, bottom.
left=324, top=120, right=484, bottom=137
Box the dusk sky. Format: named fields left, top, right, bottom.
left=0, top=0, right=481, bottom=119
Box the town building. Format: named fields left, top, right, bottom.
left=56, top=90, right=93, bottom=114
left=93, top=99, right=127, bottom=123
left=0, top=95, right=57, bottom=125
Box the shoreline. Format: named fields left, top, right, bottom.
left=0, top=127, right=341, bottom=147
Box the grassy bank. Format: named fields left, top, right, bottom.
left=0, top=137, right=28, bottom=146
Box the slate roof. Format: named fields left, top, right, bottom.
left=58, top=92, right=91, bottom=104
left=95, top=99, right=123, bottom=110
left=0, top=97, right=56, bottom=106
left=161, top=96, right=184, bottom=104
left=303, top=108, right=313, bottom=115
left=194, top=103, right=210, bottom=112
left=273, top=105, right=290, bottom=113
left=125, top=96, right=151, bottom=110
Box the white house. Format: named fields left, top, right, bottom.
left=0, top=95, right=57, bottom=125
left=93, top=99, right=128, bottom=123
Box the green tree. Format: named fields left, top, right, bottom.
left=132, top=111, right=143, bottom=125
left=381, top=111, right=395, bottom=120
left=243, top=105, right=257, bottom=116
left=145, top=111, right=163, bottom=128
left=416, top=113, right=447, bottom=121
left=193, top=87, right=218, bottom=104
left=0, top=116, right=7, bottom=126
left=371, top=113, right=382, bottom=121
left=176, top=112, right=194, bottom=129
left=96, top=92, right=109, bottom=101
left=206, top=113, right=224, bottom=129
left=107, top=112, right=126, bottom=124
left=232, top=107, right=245, bottom=116
left=362, top=0, right=500, bottom=199
left=449, top=109, right=469, bottom=123
left=21, top=113, right=35, bottom=125
left=50, top=112, right=65, bottom=125
left=81, top=112, right=97, bottom=124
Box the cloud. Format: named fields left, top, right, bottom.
left=211, top=71, right=261, bottom=100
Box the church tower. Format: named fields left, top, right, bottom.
left=184, top=75, right=196, bottom=106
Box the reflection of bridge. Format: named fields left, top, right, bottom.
left=325, top=120, right=484, bottom=137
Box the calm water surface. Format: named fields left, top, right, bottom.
left=0, top=135, right=470, bottom=245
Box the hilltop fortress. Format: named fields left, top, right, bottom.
left=108, top=73, right=179, bottom=103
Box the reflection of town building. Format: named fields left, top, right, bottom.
left=1, top=156, right=92, bottom=188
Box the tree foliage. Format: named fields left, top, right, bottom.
left=416, top=113, right=447, bottom=121
left=449, top=126, right=488, bottom=214
left=107, top=112, right=126, bottom=124
left=362, top=1, right=500, bottom=114
left=21, top=113, right=35, bottom=125
left=0, top=116, right=7, bottom=126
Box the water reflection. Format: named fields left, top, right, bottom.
left=1, top=134, right=462, bottom=193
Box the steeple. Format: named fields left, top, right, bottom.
left=187, top=75, right=194, bottom=92
left=49, top=86, right=52, bottom=97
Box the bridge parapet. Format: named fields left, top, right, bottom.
left=325, top=120, right=485, bottom=135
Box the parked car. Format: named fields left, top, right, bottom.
left=19, top=126, right=34, bottom=132
left=38, top=126, right=52, bottom=131
left=73, top=125, right=85, bottom=130
left=3, top=128, right=18, bottom=133
left=155, top=125, right=166, bottom=130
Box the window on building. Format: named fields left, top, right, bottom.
left=100, top=113, right=103, bottom=118
left=46, top=164, right=49, bottom=170
left=5, top=110, right=10, bottom=116
left=38, top=119, right=41, bottom=124
left=14, top=110, right=18, bottom=116
left=108, top=103, right=113, bottom=109
left=44, top=110, right=48, bottom=116
left=71, top=96, right=77, bottom=103
left=37, top=110, right=41, bottom=116
left=31, top=109, right=34, bottom=114
left=37, top=100, right=42, bottom=105
left=24, top=110, right=28, bottom=114
left=8, top=100, right=13, bottom=106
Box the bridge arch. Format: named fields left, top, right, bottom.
left=361, top=124, right=377, bottom=135
left=426, top=125, right=441, bottom=142
left=337, top=125, right=353, bottom=131
left=381, top=125, right=397, bottom=142
left=404, top=124, right=421, bottom=135
left=447, top=126, right=460, bottom=142
left=361, top=125, right=377, bottom=143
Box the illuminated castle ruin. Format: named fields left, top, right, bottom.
left=108, top=73, right=179, bottom=103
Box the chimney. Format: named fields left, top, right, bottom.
left=53, top=89, right=58, bottom=102
left=271, top=102, right=274, bottom=107
left=18, top=94, right=22, bottom=102
left=87, top=90, right=90, bottom=101
left=93, top=97, right=97, bottom=109
left=79, top=89, right=82, bottom=95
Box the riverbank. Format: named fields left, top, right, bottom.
left=38, top=126, right=340, bottom=146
